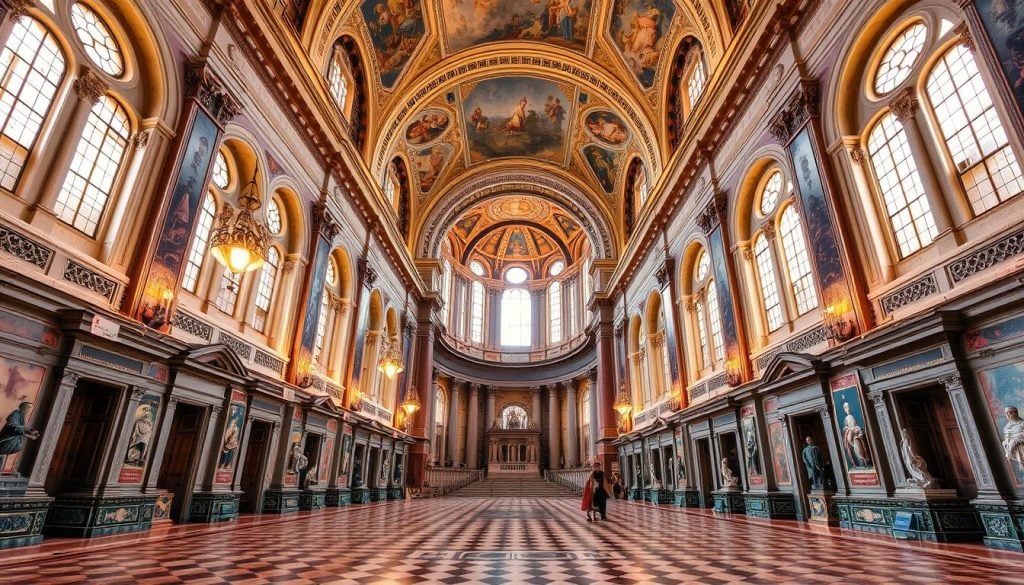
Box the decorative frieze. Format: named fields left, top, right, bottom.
left=172, top=311, right=213, bottom=341
left=786, top=325, right=827, bottom=353
left=253, top=350, right=285, bottom=374
left=62, top=260, right=117, bottom=302
left=755, top=347, right=784, bottom=372
left=0, top=224, right=53, bottom=269
left=946, top=228, right=1024, bottom=283
left=218, top=332, right=253, bottom=360
left=880, top=274, right=938, bottom=315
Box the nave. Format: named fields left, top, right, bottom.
left=1, top=496, right=1021, bottom=584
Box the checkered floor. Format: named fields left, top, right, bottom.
left=2, top=497, right=1022, bottom=584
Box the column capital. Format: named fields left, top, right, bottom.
left=74, top=68, right=108, bottom=104
left=889, top=87, right=918, bottom=122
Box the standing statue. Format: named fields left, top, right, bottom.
left=720, top=457, right=739, bottom=488
left=0, top=402, right=39, bottom=472
left=304, top=466, right=318, bottom=488
left=380, top=459, right=390, bottom=487
left=899, top=428, right=935, bottom=488
left=1003, top=406, right=1024, bottom=470
left=289, top=441, right=308, bottom=475
left=648, top=459, right=661, bottom=489
left=801, top=437, right=826, bottom=490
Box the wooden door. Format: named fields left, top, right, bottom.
left=239, top=421, right=270, bottom=513
left=158, top=404, right=203, bottom=521
left=47, top=384, right=120, bottom=493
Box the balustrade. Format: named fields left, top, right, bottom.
left=545, top=469, right=591, bottom=494
left=421, top=466, right=483, bottom=496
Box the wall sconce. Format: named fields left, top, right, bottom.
left=725, top=358, right=743, bottom=387
left=377, top=338, right=404, bottom=379
left=296, top=356, right=315, bottom=389
left=349, top=387, right=364, bottom=411
left=142, top=286, right=175, bottom=329
left=823, top=300, right=855, bottom=343
left=210, top=169, right=271, bottom=274
left=613, top=384, right=633, bottom=433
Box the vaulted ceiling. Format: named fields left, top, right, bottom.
left=296, top=0, right=747, bottom=264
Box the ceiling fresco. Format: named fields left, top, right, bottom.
left=461, top=76, right=575, bottom=165
left=609, top=0, right=677, bottom=88
left=439, top=0, right=595, bottom=55
left=359, top=0, right=428, bottom=88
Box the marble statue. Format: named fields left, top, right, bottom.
left=304, top=466, right=318, bottom=488
left=648, top=459, right=662, bottom=489
left=801, top=437, right=826, bottom=490
left=1003, top=406, right=1024, bottom=470
left=720, top=457, right=739, bottom=488
left=899, top=428, right=935, bottom=488
left=289, top=441, right=308, bottom=475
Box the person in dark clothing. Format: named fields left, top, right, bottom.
left=589, top=461, right=612, bottom=521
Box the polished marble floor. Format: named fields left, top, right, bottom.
left=2, top=497, right=1023, bottom=584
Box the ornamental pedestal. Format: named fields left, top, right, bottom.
left=299, top=488, right=326, bottom=510
left=0, top=474, right=51, bottom=548
left=712, top=487, right=745, bottom=514
left=351, top=487, right=371, bottom=505
left=325, top=487, right=351, bottom=507
left=889, top=489, right=983, bottom=543
left=673, top=488, right=701, bottom=508
left=187, top=491, right=240, bottom=523
left=742, top=492, right=797, bottom=519
left=44, top=494, right=159, bottom=538
left=262, top=489, right=301, bottom=514
left=976, top=500, right=1024, bottom=551
left=808, top=489, right=838, bottom=525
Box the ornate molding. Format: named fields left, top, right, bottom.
left=184, top=60, right=242, bottom=125
left=131, top=387, right=146, bottom=400
left=761, top=221, right=777, bottom=242
left=955, top=22, right=975, bottom=52
left=946, top=228, right=1024, bottom=283
left=0, top=224, right=54, bottom=269
left=695, top=200, right=721, bottom=235
left=889, top=88, right=918, bottom=122
left=358, top=256, right=378, bottom=289
left=131, top=130, right=151, bottom=151
left=73, top=69, right=108, bottom=104
left=939, top=374, right=963, bottom=391
left=880, top=274, right=938, bottom=316
left=848, top=147, right=867, bottom=167
left=0, top=0, right=32, bottom=21
left=767, top=80, right=820, bottom=143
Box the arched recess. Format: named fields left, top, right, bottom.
left=387, top=156, right=412, bottom=240
left=628, top=314, right=645, bottom=410
left=733, top=152, right=790, bottom=242
left=416, top=166, right=619, bottom=261
left=623, top=157, right=646, bottom=237
left=266, top=181, right=309, bottom=256
left=644, top=289, right=671, bottom=403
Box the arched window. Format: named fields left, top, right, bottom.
left=70, top=3, right=124, bottom=77
left=685, top=45, right=707, bottom=110
left=779, top=205, right=819, bottom=315
left=327, top=43, right=350, bottom=114
left=501, top=288, right=531, bottom=347
left=53, top=95, right=130, bottom=236
left=470, top=280, right=484, bottom=343
left=753, top=233, right=783, bottom=331
left=867, top=112, right=937, bottom=257
left=549, top=261, right=564, bottom=276
left=211, top=151, right=229, bottom=189
left=265, top=197, right=283, bottom=235
left=505, top=266, right=528, bottom=284
left=580, top=388, right=591, bottom=462
left=182, top=193, right=217, bottom=293
left=548, top=280, right=562, bottom=344
left=469, top=260, right=485, bottom=276
left=691, top=250, right=723, bottom=372
left=874, top=22, right=927, bottom=94
left=501, top=404, right=529, bottom=429
left=925, top=44, right=1024, bottom=214
left=249, top=246, right=280, bottom=332
left=440, top=259, right=452, bottom=323
left=214, top=267, right=241, bottom=315
left=0, top=16, right=66, bottom=190
left=313, top=259, right=337, bottom=367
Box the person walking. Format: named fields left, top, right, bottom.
left=588, top=461, right=611, bottom=521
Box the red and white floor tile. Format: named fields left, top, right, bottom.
left=1, top=497, right=1021, bottom=584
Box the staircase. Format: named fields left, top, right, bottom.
left=449, top=474, right=577, bottom=498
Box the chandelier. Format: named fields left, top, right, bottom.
left=612, top=384, right=633, bottom=416
left=377, top=337, right=404, bottom=379
left=210, top=169, right=271, bottom=274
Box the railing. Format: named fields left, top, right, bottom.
left=545, top=469, right=590, bottom=494
left=439, top=331, right=589, bottom=364
left=421, top=466, right=484, bottom=496
left=496, top=463, right=529, bottom=472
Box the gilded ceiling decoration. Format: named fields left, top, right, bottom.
left=358, top=0, right=428, bottom=88
left=445, top=195, right=588, bottom=278
left=439, top=0, right=596, bottom=55
left=609, top=0, right=676, bottom=88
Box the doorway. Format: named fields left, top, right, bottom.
left=367, top=447, right=380, bottom=491
left=894, top=387, right=977, bottom=499
left=695, top=437, right=713, bottom=507
left=791, top=413, right=834, bottom=520
left=46, top=382, right=121, bottom=494
left=238, top=420, right=272, bottom=514
left=157, top=403, right=206, bottom=522
left=300, top=434, right=322, bottom=489
left=351, top=443, right=366, bottom=487
left=718, top=433, right=740, bottom=488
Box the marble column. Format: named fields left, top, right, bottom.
left=548, top=386, right=561, bottom=469
left=531, top=288, right=545, bottom=347
left=27, top=369, right=80, bottom=494
left=447, top=380, right=461, bottom=466
left=466, top=384, right=480, bottom=469
left=587, top=369, right=599, bottom=458
left=485, top=387, right=496, bottom=430
left=566, top=381, right=579, bottom=467
left=531, top=387, right=542, bottom=430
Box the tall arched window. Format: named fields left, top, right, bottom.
left=70, top=3, right=124, bottom=77
left=690, top=250, right=723, bottom=373
left=470, top=280, right=484, bottom=343
left=548, top=280, right=562, bottom=344
left=313, top=258, right=337, bottom=367
left=580, top=388, right=591, bottom=463
left=214, top=268, right=241, bottom=315
left=433, top=389, right=446, bottom=463
left=0, top=16, right=67, bottom=190
left=685, top=45, right=707, bottom=110
left=327, top=42, right=350, bottom=114
left=501, top=404, right=529, bottom=429
left=440, top=259, right=452, bottom=323
left=501, top=288, right=531, bottom=347
left=182, top=193, right=217, bottom=292
left=53, top=95, right=130, bottom=236
left=249, top=246, right=280, bottom=332
left=867, top=112, right=937, bottom=257
left=747, top=168, right=819, bottom=337
left=926, top=44, right=1024, bottom=214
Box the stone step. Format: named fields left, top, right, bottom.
left=448, top=476, right=578, bottom=498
